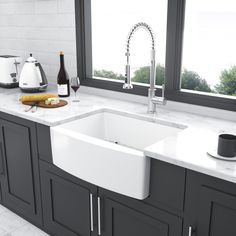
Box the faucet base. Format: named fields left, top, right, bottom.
left=147, top=88, right=156, bottom=113
left=147, top=87, right=167, bottom=113
left=123, top=83, right=133, bottom=89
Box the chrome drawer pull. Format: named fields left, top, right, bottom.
left=90, top=194, right=94, bottom=232
left=188, top=226, right=195, bottom=236
left=98, top=197, right=101, bottom=235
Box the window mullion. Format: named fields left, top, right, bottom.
left=75, top=0, right=87, bottom=80
left=165, top=0, right=186, bottom=92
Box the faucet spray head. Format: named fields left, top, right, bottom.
left=123, top=64, right=133, bottom=89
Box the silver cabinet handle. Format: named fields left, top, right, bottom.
left=90, top=194, right=94, bottom=232
left=188, top=226, right=194, bottom=236
left=98, top=197, right=101, bottom=235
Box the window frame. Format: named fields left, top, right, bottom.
left=75, top=0, right=236, bottom=111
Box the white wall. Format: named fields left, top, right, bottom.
left=0, top=0, right=77, bottom=85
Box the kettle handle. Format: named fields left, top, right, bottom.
left=35, top=63, right=48, bottom=86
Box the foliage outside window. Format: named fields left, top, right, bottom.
left=91, top=0, right=236, bottom=97
left=181, top=0, right=236, bottom=97
left=91, top=0, right=167, bottom=86
left=76, top=0, right=236, bottom=111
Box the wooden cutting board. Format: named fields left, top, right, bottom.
left=23, top=100, right=68, bottom=108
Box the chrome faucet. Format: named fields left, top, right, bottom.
left=123, top=22, right=166, bottom=113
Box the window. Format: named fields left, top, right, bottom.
left=90, top=0, right=168, bottom=86
left=181, top=0, right=236, bottom=97
left=75, top=0, right=236, bottom=111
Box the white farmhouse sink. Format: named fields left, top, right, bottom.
left=50, top=108, right=185, bottom=200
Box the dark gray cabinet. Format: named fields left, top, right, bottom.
left=184, top=171, right=236, bottom=236
left=97, top=160, right=184, bottom=236
left=0, top=182, right=2, bottom=203
left=1, top=119, right=236, bottom=236
left=40, top=161, right=97, bottom=236
left=145, top=159, right=186, bottom=214
left=0, top=116, right=42, bottom=225
left=100, top=195, right=182, bottom=236
left=39, top=158, right=183, bottom=236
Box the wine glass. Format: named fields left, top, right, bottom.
left=70, top=77, right=80, bottom=102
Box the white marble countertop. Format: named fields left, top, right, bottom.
left=144, top=128, right=236, bottom=183
left=0, top=86, right=236, bottom=184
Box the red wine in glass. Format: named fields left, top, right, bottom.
left=70, top=77, right=80, bottom=102
left=71, top=84, right=80, bottom=93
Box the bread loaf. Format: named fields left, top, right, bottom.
left=20, top=94, right=58, bottom=103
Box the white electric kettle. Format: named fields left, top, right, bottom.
left=19, top=54, right=48, bottom=93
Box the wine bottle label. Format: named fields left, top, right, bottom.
left=58, top=84, right=68, bottom=96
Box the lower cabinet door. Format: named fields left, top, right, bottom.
left=101, top=198, right=182, bottom=236
left=185, top=171, right=236, bottom=236
left=0, top=182, right=2, bottom=203
left=0, top=118, right=42, bottom=225
left=40, top=161, right=97, bottom=236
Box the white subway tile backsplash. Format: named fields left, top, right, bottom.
left=34, top=14, right=75, bottom=28
left=35, top=0, right=58, bottom=15
left=0, top=2, right=35, bottom=15
left=0, top=15, right=36, bottom=27
left=0, top=27, right=75, bottom=42
left=58, top=0, right=75, bottom=14
left=0, top=0, right=77, bottom=84
left=0, top=0, right=32, bottom=3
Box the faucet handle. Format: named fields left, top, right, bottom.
left=151, top=96, right=166, bottom=105
left=150, top=84, right=167, bottom=107
left=161, top=84, right=165, bottom=98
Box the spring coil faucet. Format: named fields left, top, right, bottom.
left=123, top=22, right=166, bottom=113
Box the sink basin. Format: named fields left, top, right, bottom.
left=50, top=108, right=185, bottom=200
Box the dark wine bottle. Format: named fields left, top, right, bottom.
left=57, top=51, right=70, bottom=97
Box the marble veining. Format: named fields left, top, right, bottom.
left=144, top=128, right=236, bottom=184
left=0, top=205, right=48, bottom=236
left=0, top=86, right=236, bottom=184
left=0, top=87, right=235, bottom=130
